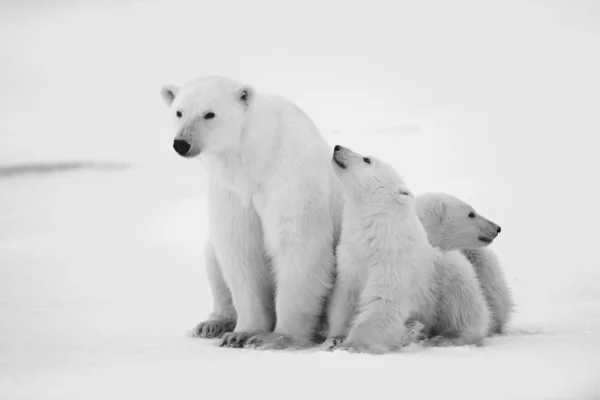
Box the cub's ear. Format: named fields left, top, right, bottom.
left=236, top=85, right=254, bottom=107
left=397, top=188, right=414, bottom=200
left=160, top=85, right=180, bottom=106
left=433, top=198, right=446, bottom=220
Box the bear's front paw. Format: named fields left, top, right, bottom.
left=219, top=331, right=255, bottom=348
left=244, top=332, right=310, bottom=350
left=190, top=319, right=236, bottom=339
left=320, top=336, right=346, bottom=351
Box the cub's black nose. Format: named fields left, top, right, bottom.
left=173, top=139, right=191, bottom=156
left=497, top=226, right=502, bottom=234
left=334, top=145, right=341, bottom=152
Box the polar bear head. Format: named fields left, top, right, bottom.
left=332, top=145, right=413, bottom=211
left=160, top=76, right=255, bottom=157
left=415, top=192, right=502, bottom=251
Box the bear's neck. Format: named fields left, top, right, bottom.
left=201, top=102, right=281, bottom=194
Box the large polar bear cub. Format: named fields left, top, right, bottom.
left=160, top=76, right=343, bottom=349
left=415, top=192, right=514, bottom=334
left=322, top=146, right=490, bottom=354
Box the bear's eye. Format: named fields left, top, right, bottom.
left=176, top=111, right=182, bottom=118
left=468, top=212, right=476, bottom=218
left=204, top=112, right=216, bottom=120
left=363, top=157, right=371, bottom=164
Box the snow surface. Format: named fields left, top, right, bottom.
left=1, top=0, right=600, bottom=399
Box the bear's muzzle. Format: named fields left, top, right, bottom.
left=173, top=139, right=191, bottom=156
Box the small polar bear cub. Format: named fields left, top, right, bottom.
left=323, top=146, right=490, bottom=354
left=415, top=192, right=514, bottom=334
left=415, top=192, right=502, bottom=251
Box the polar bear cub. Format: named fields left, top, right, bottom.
left=415, top=192, right=514, bottom=334
left=323, top=146, right=490, bottom=353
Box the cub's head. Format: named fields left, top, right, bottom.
left=332, top=145, right=413, bottom=211
left=160, top=76, right=254, bottom=157
left=415, top=192, right=502, bottom=251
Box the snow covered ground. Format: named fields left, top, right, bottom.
left=1, top=0, right=600, bottom=399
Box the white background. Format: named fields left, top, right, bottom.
left=1, top=0, right=599, bottom=399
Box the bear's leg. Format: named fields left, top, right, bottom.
left=341, top=304, right=410, bottom=354
left=190, top=241, right=237, bottom=339
left=320, top=275, right=355, bottom=350
left=242, top=180, right=339, bottom=350
left=321, top=247, right=363, bottom=351
left=338, top=271, right=413, bottom=354
left=246, top=242, right=335, bottom=350
left=429, top=252, right=491, bottom=347
left=244, top=209, right=336, bottom=350
left=208, top=186, right=275, bottom=348
left=462, top=249, right=514, bottom=335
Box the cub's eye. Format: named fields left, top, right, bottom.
left=176, top=111, right=182, bottom=118
left=363, top=157, right=371, bottom=164
left=468, top=212, right=475, bottom=218
left=204, top=112, right=216, bottom=120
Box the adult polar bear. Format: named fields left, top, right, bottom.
left=160, top=76, right=343, bottom=349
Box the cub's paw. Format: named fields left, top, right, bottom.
left=320, top=336, right=346, bottom=351
left=219, top=331, right=255, bottom=348
left=333, top=339, right=391, bottom=355
left=401, top=320, right=427, bottom=346
left=423, top=335, right=484, bottom=348
left=190, top=320, right=236, bottom=339
left=334, top=341, right=369, bottom=354
left=422, top=335, right=453, bottom=348
left=245, top=332, right=310, bottom=350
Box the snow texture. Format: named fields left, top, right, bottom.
left=1, top=0, right=599, bottom=399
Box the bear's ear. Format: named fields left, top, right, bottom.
left=396, top=188, right=414, bottom=201
left=236, top=85, right=254, bottom=108
left=160, top=85, right=179, bottom=107
left=434, top=199, right=446, bottom=220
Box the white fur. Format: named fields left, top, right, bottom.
left=430, top=250, right=492, bottom=346
left=461, top=248, right=514, bottom=334
left=415, top=192, right=501, bottom=250
left=323, top=147, right=490, bottom=353
left=162, top=76, right=343, bottom=349
left=415, top=192, right=514, bottom=334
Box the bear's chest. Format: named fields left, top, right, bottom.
left=251, top=190, right=269, bottom=219
left=202, top=155, right=259, bottom=194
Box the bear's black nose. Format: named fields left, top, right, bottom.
left=173, top=139, right=191, bottom=156
left=496, top=226, right=502, bottom=234
left=334, top=145, right=341, bottom=152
